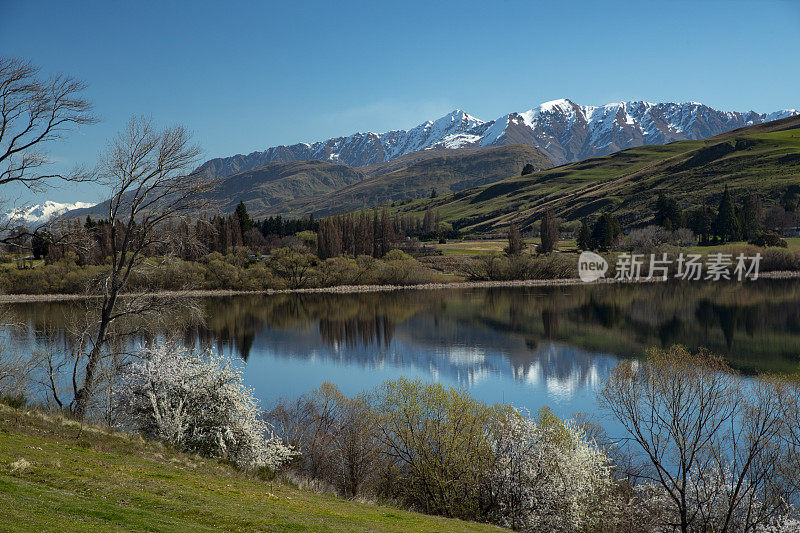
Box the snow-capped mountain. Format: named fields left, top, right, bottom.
left=198, top=99, right=798, bottom=177
left=4, top=201, right=95, bottom=226
left=476, top=99, right=799, bottom=165
left=198, top=109, right=492, bottom=177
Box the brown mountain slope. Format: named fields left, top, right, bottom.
left=265, top=144, right=551, bottom=217
left=208, top=144, right=551, bottom=218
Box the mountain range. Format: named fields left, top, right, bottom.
left=198, top=99, right=799, bottom=178
left=51, top=99, right=799, bottom=223
left=4, top=201, right=95, bottom=226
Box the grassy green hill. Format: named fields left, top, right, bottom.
left=0, top=403, right=502, bottom=532
left=391, top=116, right=800, bottom=233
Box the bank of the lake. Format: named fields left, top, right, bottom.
left=1, top=269, right=799, bottom=303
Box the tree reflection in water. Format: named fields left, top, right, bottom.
left=3, top=280, right=800, bottom=410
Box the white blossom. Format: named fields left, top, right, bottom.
left=490, top=408, right=616, bottom=532
left=116, top=344, right=296, bottom=471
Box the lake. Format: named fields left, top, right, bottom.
left=4, top=279, right=800, bottom=436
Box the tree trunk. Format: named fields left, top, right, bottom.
left=73, top=294, right=115, bottom=420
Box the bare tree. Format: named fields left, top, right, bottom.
left=600, top=345, right=797, bottom=532
left=72, top=116, right=212, bottom=419
left=504, top=223, right=526, bottom=256
left=0, top=57, right=96, bottom=190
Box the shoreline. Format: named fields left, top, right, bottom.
left=1, top=270, right=798, bottom=303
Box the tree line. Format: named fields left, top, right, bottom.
left=317, top=207, right=451, bottom=259
left=653, top=186, right=798, bottom=245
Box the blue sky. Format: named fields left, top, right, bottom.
left=1, top=0, right=799, bottom=204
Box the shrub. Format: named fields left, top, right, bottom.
left=462, top=253, right=576, bottom=281
left=761, top=248, right=800, bottom=272
left=621, top=226, right=696, bottom=254
left=269, top=379, right=620, bottom=529
left=491, top=407, right=617, bottom=532
left=378, top=250, right=439, bottom=285
left=268, top=383, right=379, bottom=497
left=374, top=378, right=503, bottom=520
left=749, top=231, right=788, bottom=248
left=116, top=344, right=296, bottom=471
left=267, top=247, right=319, bottom=289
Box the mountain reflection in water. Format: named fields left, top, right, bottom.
left=3, top=280, right=800, bottom=424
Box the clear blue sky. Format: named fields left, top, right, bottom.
left=1, top=0, right=799, bottom=204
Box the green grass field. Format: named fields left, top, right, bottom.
left=0, top=404, right=502, bottom=532
left=434, top=238, right=579, bottom=256
left=683, top=237, right=800, bottom=254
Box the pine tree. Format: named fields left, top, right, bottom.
left=591, top=213, right=621, bottom=251
left=234, top=201, right=254, bottom=243
left=31, top=230, right=50, bottom=260
left=739, top=192, right=763, bottom=240
left=688, top=202, right=715, bottom=245
left=654, top=193, right=684, bottom=229
left=713, top=186, right=741, bottom=243
left=577, top=218, right=592, bottom=251
left=781, top=186, right=800, bottom=213
left=521, top=163, right=535, bottom=175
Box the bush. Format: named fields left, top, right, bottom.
left=116, top=344, right=296, bottom=471
left=761, top=247, right=800, bottom=272
left=0, top=392, right=26, bottom=409
left=749, top=231, right=788, bottom=248
left=462, top=253, right=576, bottom=281
left=374, top=378, right=503, bottom=520
left=268, top=379, right=620, bottom=529
left=621, top=226, right=696, bottom=254
left=0, top=258, right=103, bottom=294
left=491, top=407, right=617, bottom=532
left=378, top=250, right=440, bottom=285
left=268, top=383, right=379, bottom=497
left=267, top=247, right=319, bottom=289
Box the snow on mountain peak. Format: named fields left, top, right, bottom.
left=196, top=99, right=800, bottom=176
left=538, top=98, right=575, bottom=113
left=5, top=201, right=95, bottom=226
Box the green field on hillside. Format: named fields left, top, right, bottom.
left=393, top=117, right=800, bottom=233
left=0, top=404, right=502, bottom=532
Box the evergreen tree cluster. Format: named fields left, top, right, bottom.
left=653, top=189, right=784, bottom=245
left=577, top=213, right=622, bottom=251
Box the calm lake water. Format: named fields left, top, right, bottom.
left=4, top=280, right=800, bottom=435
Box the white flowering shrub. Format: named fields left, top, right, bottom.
left=491, top=407, right=616, bottom=532
left=635, top=469, right=799, bottom=533
left=116, top=344, right=295, bottom=471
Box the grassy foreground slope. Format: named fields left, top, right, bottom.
left=0, top=404, right=502, bottom=533
left=393, top=116, right=800, bottom=233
